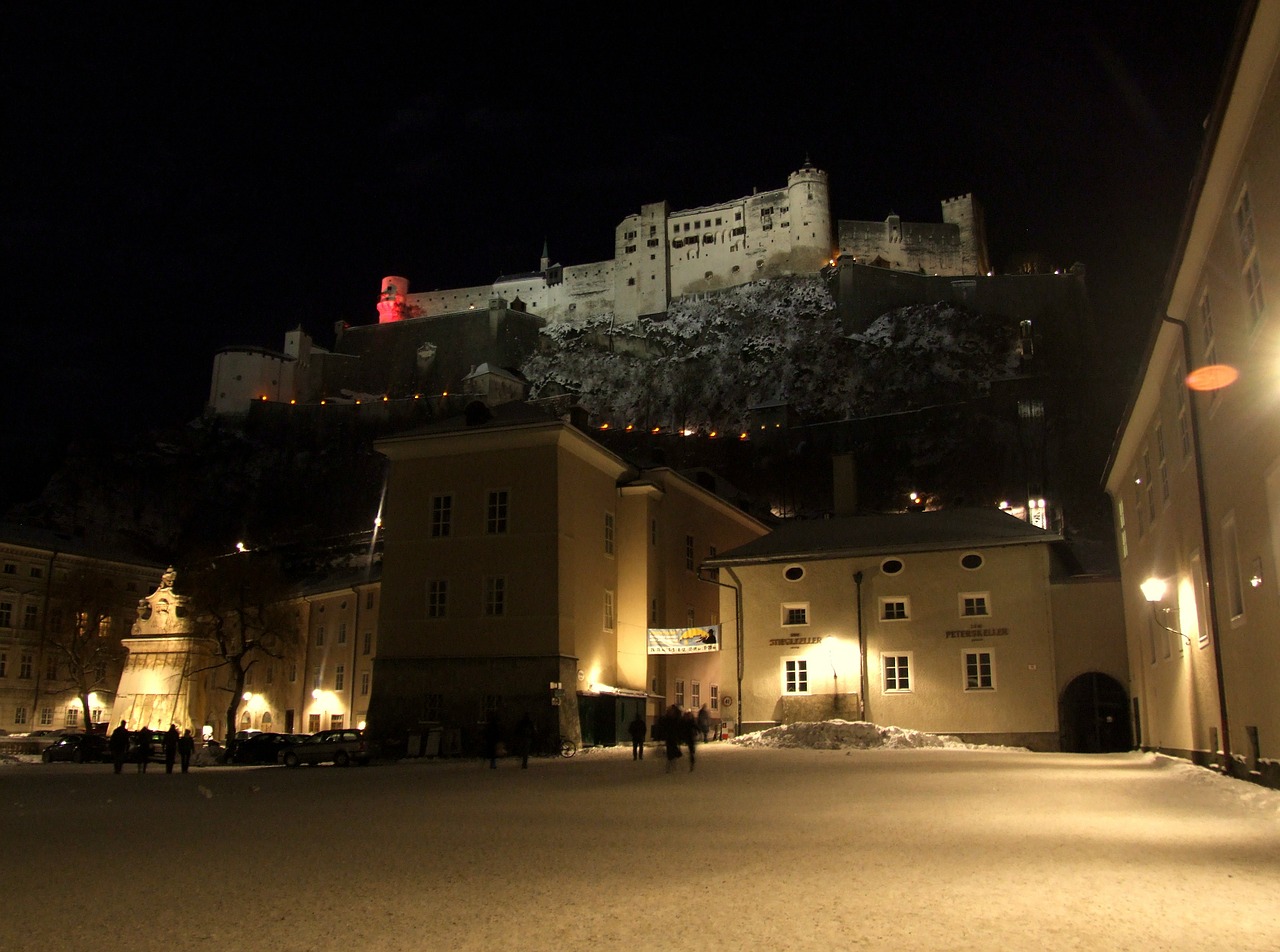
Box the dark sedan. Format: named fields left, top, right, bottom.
left=231, top=732, right=293, bottom=765
left=42, top=733, right=111, bottom=763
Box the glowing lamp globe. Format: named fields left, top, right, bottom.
left=1185, top=364, right=1239, bottom=391
left=1140, top=577, right=1167, bottom=603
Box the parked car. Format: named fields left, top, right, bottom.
left=127, top=730, right=169, bottom=764
left=232, top=732, right=293, bottom=765
left=278, top=729, right=371, bottom=767
left=42, top=733, right=111, bottom=763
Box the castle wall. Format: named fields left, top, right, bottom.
left=208, top=348, right=296, bottom=414
left=839, top=193, right=988, bottom=277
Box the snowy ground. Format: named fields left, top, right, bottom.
left=3, top=728, right=1279, bottom=951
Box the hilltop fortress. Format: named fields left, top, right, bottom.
left=376, top=161, right=989, bottom=327
left=210, top=163, right=993, bottom=414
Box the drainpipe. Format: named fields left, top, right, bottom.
left=697, top=567, right=744, bottom=736
left=854, top=571, right=867, bottom=722
left=1164, top=315, right=1232, bottom=774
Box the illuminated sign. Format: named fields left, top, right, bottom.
left=768, top=635, right=822, bottom=646
left=944, top=627, right=1010, bottom=639
left=648, top=625, right=720, bottom=654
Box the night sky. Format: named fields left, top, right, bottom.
left=1, top=3, right=1243, bottom=511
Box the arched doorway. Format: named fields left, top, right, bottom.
left=1059, top=672, right=1132, bottom=753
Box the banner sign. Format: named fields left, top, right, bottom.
left=647, top=625, right=721, bottom=654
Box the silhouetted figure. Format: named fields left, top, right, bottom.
left=178, top=730, right=195, bottom=773
left=482, top=715, right=502, bottom=769
left=681, top=709, right=698, bottom=771
left=135, top=726, right=152, bottom=773
left=696, top=705, right=712, bottom=743
left=628, top=713, right=647, bottom=760
left=513, top=713, right=535, bottom=769
left=661, top=705, right=682, bottom=773
left=163, top=724, right=179, bottom=774
left=109, top=720, right=130, bottom=774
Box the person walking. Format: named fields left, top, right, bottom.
left=628, top=711, right=647, bottom=761
left=134, top=725, right=152, bottom=773
left=163, top=723, right=179, bottom=774
left=109, top=720, right=130, bottom=774
left=661, top=705, right=682, bottom=773
left=178, top=729, right=195, bottom=774
left=513, top=713, right=535, bottom=769
left=696, top=704, right=712, bottom=744
left=482, top=715, right=502, bottom=769
left=681, top=708, right=698, bottom=771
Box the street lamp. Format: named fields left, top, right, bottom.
left=1141, top=577, right=1190, bottom=645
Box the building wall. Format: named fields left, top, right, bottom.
left=1048, top=577, right=1129, bottom=696
left=720, top=541, right=1064, bottom=748
left=1105, top=3, right=1280, bottom=781
left=208, top=349, right=295, bottom=415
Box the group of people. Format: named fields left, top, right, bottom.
left=636, top=703, right=713, bottom=772
left=482, top=712, right=536, bottom=769
left=109, top=720, right=196, bottom=774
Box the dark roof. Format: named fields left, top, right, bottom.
left=376, top=400, right=560, bottom=442
left=707, top=508, right=1057, bottom=565
left=0, top=523, right=166, bottom=569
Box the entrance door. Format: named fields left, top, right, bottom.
left=1059, top=673, right=1132, bottom=753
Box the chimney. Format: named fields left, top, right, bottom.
left=832, top=453, right=857, bottom=516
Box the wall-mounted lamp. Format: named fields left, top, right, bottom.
left=1141, top=577, right=1191, bottom=645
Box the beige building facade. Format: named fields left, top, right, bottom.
left=1104, top=2, right=1280, bottom=783
left=369, top=405, right=768, bottom=751
left=708, top=509, right=1129, bottom=751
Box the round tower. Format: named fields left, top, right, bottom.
left=378, top=275, right=411, bottom=324
left=787, top=162, right=834, bottom=267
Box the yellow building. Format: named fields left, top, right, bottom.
left=708, top=508, right=1129, bottom=751
left=1104, top=2, right=1280, bottom=783
left=370, top=404, right=768, bottom=750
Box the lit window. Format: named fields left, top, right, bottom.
left=960, top=593, right=990, bottom=617
left=335, top=665, right=345, bottom=691
left=39, top=708, right=53, bottom=726
left=330, top=714, right=343, bottom=731
left=14, top=706, right=27, bottom=725
left=430, top=494, right=453, bottom=538
left=487, top=490, right=509, bottom=534
left=1117, top=500, right=1128, bottom=560
left=963, top=650, right=995, bottom=691
left=604, top=590, right=615, bottom=632
left=308, top=713, right=321, bottom=733
left=782, top=604, right=809, bottom=626
left=692, top=681, right=701, bottom=708
left=65, top=707, right=79, bottom=727
left=880, top=598, right=909, bottom=621
left=312, top=667, right=322, bottom=691
left=675, top=679, right=685, bottom=707
left=710, top=684, right=719, bottom=711
left=883, top=654, right=912, bottom=693
left=783, top=659, right=809, bottom=694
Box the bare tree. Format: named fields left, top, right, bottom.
left=41, top=564, right=133, bottom=731
left=181, top=551, right=299, bottom=759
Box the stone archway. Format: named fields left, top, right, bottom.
left=1059, top=672, right=1132, bottom=753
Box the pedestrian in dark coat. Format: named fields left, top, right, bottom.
left=696, top=705, right=712, bottom=743
left=513, top=713, right=535, bottom=769
left=661, top=705, right=683, bottom=773
left=163, top=724, right=179, bottom=774
left=109, top=720, right=130, bottom=774
left=482, top=715, right=502, bottom=769
left=135, top=725, right=152, bottom=773
left=681, top=709, right=698, bottom=771
left=627, top=712, right=647, bottom=760
left=178, top=730, right=195, bottom=774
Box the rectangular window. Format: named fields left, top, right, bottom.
left=19, top=654, right=32, bottom=679
left=964, top=651, right=995, bottom=691
left=1236, top=187, right=1265, bottom=326
left=23, top=605, right=37, bottom=630
left=675, top=679, right=685, bottom=707
left=312, top=667, right=322, bottom=691
left=880, top=598, right=910, bottom=621
left=65, top=707, right=79, bottom=727
left=337, top=622, right=347, bottom=645
left=604, top=512, right=615, bottom=556
left=316, top=625, right=325, bottom=647
left=0, top=602, right=10, bottom=627
left=335, top=665, right=345, bottom=691
left=430, top=494, right=453, bottom=538
left=330, top=714, right=344, bottom=731
left=361, top=671, right=370, bottom=696
left=45, top=655, right=57, bottom=680
left=782, top=604, right=809, bottom=626
left=710, top=684, right=719, bottom=711
left=604, top=590, right=615, bottom=632
left=1142, top=448, right=1155, bottom=522
left=685, top=535, right=695, bottom=571
left=362, top=631, right=372, bottom=655
left=1117, top=499, right=1128, bottom=560
left=2, top=563, right=13, bottom=574
left=308, top=713, right=321, bottom=733
left=783, top=659, right=809, bottom=694
left=14, top=706, right=26, bottom=725
left=30, top=567, right=42, bottom=579
left=289, top=663, right=297, bottom=683
left=427, top=580, right=448, bottom=618
left=0, top=652, right=6, bottom=677
left=1223, top=513, right=1246, bottom=621
left=484, top=576, right=507, bottom=617
left=692, top=681, right=701, bottom=708
left=1156, top=424, right=1170, bottom=504
left=960, top=593, right=990, bottom=617
left=39, top=708, right=53, bottom=726
left=883, top=654, right=912, bottom=693
left=365, top=591, right=375, bottom=610
left=486, top=490, right=509, bottom=534
left=265, top=665, right=273, bottom=685
left=1174, top=363, right=1192, bottom=459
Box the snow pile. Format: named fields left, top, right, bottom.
left=733, top=718, right=988, bottom=750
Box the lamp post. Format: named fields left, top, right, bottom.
left=823, top=636, right=839, bottom=715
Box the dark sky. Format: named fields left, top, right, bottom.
left=1, top=3, right=1243, bottom=510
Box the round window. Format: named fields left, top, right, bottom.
left=961, top=553, right=984, bottom=570
left=881, top=558, right=904, bottom=575
left=783, top=565, right=805, bottom=581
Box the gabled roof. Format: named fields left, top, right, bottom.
left=706, top=508, right=1057, bottom=566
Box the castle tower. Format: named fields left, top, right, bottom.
left=786, top=162, right=834, bottom=268
left=378, top=275, right=411, bottom=324
left=941, top=194, right=991, bottom=275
